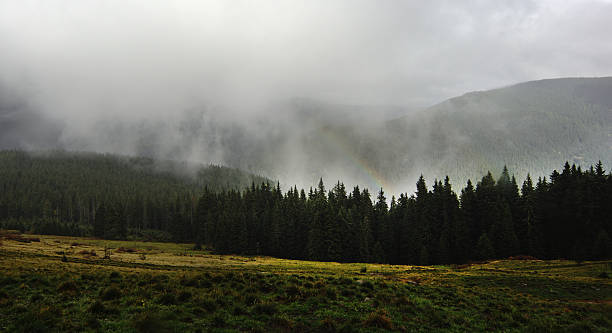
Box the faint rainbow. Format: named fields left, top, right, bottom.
left=319, top=127, right=394, bottom=193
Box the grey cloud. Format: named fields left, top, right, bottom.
left=0, top=0, right=610, bottom=191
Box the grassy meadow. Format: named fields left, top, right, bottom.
left=1, top=231, right=611, bottom=332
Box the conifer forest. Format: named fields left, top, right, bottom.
left=2, top=151, right=610, bottom=264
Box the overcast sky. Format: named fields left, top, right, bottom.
left=1, top=0, right=611, bottom=119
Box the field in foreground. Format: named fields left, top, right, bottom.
left=1, top=233, right=611, bottom=332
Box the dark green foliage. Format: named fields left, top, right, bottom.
left=88, top=301, right=106, bottom=314
left=1, top=149, right=611, bottom=264
left=476, top=233, right=495, bottom=260
left=100, top=286, right=121, bottom=301
left=157, top=293, right=176, bottom=305
left=131, top=310, right=172, bottom=333
left=0, top=150, right=269, bottom=242
left=593, top=230, right=612, bottom=260
left=253, top=302, right=277, bottom=315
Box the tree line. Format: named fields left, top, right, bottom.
left=1, top=150, right=610, bottom=264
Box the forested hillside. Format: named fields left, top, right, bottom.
left=310, top=77, right=612, bottom=191
left=2, top=151, right=610, bottom=263
left=0, top=150, right=269, bottom=240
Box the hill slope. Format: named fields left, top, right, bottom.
left=1, top=77, right=610, bottom=193
left=0, top=150, right=271, bottom=239
left=306, top=77, right=612, bottom=191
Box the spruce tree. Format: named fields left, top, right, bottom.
left=94, top=202, right=106, bottom=238
left=476, top=233, right=495, bottom=260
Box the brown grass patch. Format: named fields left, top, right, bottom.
left=2, top=232, right=40, bottom=243
left=77, top=249, right=97, bottom=257
left=508, top=255, right=539, bottom=260
left=363, top=309, right=393, bottom=329
left=116, top=247, right=138, bottom=253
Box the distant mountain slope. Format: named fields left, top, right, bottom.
left=306, top=77, right=612, bottom=191
left=395, top=77, right=612, bottom=184
left=0, top=77, right=609, bottom=194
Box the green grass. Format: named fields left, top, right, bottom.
left=1, top=234, right=611, bottom=332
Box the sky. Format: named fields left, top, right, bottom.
left=1, top=0, right=611, bottom=115
left=1, top=0, right=611, bottom=191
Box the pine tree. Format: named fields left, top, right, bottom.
left=419, top=246, right=429, bottom=265
left=94, top=202, right=106, bottom=238
left=489, top=201, right=519, bottom=258
left=476, top=233, right=495, bottom=260
left=593, top=229, right=612, bottom=259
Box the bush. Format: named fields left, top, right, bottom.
left=85, top=316, right=100, bottom=329
left=157, top=293, right=176, bottom=305
left=363, top=309, right=393, bottom=329
left=101, top=286, right=121, bottom=301
left=324, top=287, right=337, bottom=300
left=57, top=281, right=78, bottom=295
left=232, top=304, right=246, bottom=315
left=271, top=314, right=293, bottom=330
left=88, top=300, right=106, bottom=314
left=132, top=310, right=171, bottom=333
left=319, top=317, right=338, bottom=331
left=253, top=302, right=277, bottom=315
left=361, top=280, right=374, bottom=290
left=177, top=291, right=192, bottom=302
left=285, top=285, right=301, bottom=297
left=211, top=312, right=226, bottom=327
left=199, top=298, right=217, bottom=312
left=244, top=293, right=259, bottom=305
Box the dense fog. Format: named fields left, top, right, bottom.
left=1, top=1, right=611, bottom=193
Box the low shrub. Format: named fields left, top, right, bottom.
left=198, top=298, right=217, bottom=312
left=211, top=312, right=226, bottom=327
left=177, top=291, right=192, bottom=302
left=253, top=302, right=277, bottom=315
left=363, top=309, right=393, bottom=329
left=244, top=293, right=259, bottom=305
left=100, top=286, right=121, bottom=301
left=232, top=304, right=246, bottom=315
left=324, top=287, right=337, bottom=300
left=271, top=314, right=294, bottom=330
left=57, top=281, right=78, bottom=295
left=157, top=293, right=176, bottom=305
left=132, top=310, right=171, bottom=333
left=361, top=280, right=374, bottom=290
left=319, top=317, right=338, bottom=331
left=285, top=284, right=301, bottom=297
left=88, top=300, right=106, bottom=314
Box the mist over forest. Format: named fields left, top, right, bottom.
left=1, top=0, right=611, bottom=194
